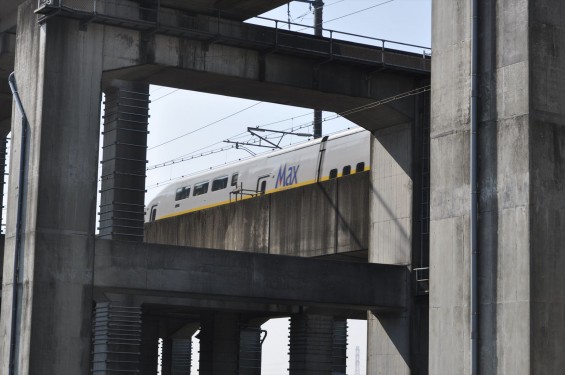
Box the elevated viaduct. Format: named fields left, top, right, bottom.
left=2, top=0, right=564, bottom=374
left=0, top=0, right=430, bottom=374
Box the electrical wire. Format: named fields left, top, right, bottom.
left=151, top=89, right=180, bottom=102
left=148, top=101, right=263, bottom=151
left=144, top=84, right=430, bottom=186
left=320, top=0, right=395, bottom=26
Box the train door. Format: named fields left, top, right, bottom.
left=256, top=175, right=269, bottom=195
left=315, top=136, right=329, bottom=182
left=149, top=204, right=158, bottom=222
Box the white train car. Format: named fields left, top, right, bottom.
left=145, top=127, right=371, bottom=222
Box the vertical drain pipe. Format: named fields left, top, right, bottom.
left=8, top=72, right=29, bottom=375
left=470, top=0, right=479, bottom=374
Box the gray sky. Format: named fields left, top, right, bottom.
left=139, top=1, right=431, bottom=373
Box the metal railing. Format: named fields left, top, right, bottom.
left=253, top=15, right=431, bottom=57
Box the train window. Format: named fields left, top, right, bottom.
left=150, top=205, right=157, bottom=222
left=212, top=176, right=228, bottom=191
left=342, top=165, right=351, bottom=176
left=175, top=186, right=191, bottom=201
left=260, top=180, right=267, bottom=194
left=231, top=173, right=239, bottom=187
left=356, top=162, right=365, bottom=173
left=329, top=169, right=338, bottom=179
left=193, top=181, right=209, bottom=196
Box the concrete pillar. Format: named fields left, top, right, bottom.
left=331, top=318, right=347, bottom=375
left=239, top=325, right=263, bottom=375
left=169, top=338, right=192, bottom=375
left=367, top=123, right=413, bottom=375
left=288, top=314, right=333, bottom=375
left=199, top=312, right=240, bottom=375
left=0, top=2, right=104, bottom=374
left=91, top=303, right=142, bottom=374
left=99, top=81, right=150, bottom=241
left=140, top=313, right=160, bottom=375
left=431, top=0, right=565, bottom=373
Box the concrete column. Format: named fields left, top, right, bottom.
left=0, top=2, right=104, bottom=374
left=162, top=338, right=173, bottom=375
left=331, top=318, right=347, bottom=375
left=91, top=303, right=142, bottom=374
left=140, top=313, right=160, bottom=375
left=367, top=123, right=413, bottom=375
left=288, top=314, right=333, bottom=375
left=239, top=325, right=263, bottom=375
left=431, top=0, right=565, bottom=373
left=99, top=81, right=150, bottom=241
left=169, top=338, right=192, bottom=375
left=199, top=312, right=240, bottom=375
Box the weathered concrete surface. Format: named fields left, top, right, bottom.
left=431, top=0, right=565, bottom=374
left=0, top=3, right=103, bottom=374
left=367, top=122, right=414, bottom=375
left=146, top=194, right=271, bottom=252
left=145, top=172, right=369, bottom=257
left=94, top=238, right=406, bottom=311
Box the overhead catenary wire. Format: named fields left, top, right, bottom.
left=320, top=0, right=395, bottom=26
left=146, top=85, right=430, bottom=172
left=148, top=101, right=263, bottom=151
left=294, top=0, right=396, bottom=32
left=144, top=84, right=430, bottom=188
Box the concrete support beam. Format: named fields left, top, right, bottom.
left=0, top=2, right=104, bottom=373
left=94, top=239, right=407, bottom=311
left=431, top=0, right=565, bottom=373
left=87, top=4, right=427, bottom=131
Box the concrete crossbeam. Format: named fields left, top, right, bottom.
left=93, top=239, right=408, bottom=311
